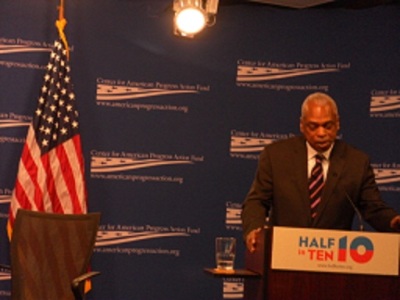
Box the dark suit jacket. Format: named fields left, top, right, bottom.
left=241, top=136, right=398, bottom=238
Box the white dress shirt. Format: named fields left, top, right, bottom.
left=306, top=142, right=333, bottom=180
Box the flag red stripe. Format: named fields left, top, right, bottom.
left=71, top=136, right=87, bottom=212
left=41, top=152, right=64, bottom=213
left=55, top=140, right=83, bottom=213
left=16, top=128, right=44, bottom=211
left=9, top=180, right=31, bottom=225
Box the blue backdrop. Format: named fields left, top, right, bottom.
left=1, top=1, right=399, bottom=299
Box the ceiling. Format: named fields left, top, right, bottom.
left=249, top=0, right=334, bottom=9
left=222, top=0, right=400, bottom=9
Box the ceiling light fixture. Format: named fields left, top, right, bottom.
left=173, top=0, right=219, bottom=38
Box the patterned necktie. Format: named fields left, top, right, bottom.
left=309, top=154, right=324, bottom=218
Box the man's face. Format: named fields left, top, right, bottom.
left=300, top=101, right=340, bottom=152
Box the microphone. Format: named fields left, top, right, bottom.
left=345, top=192, right=364, bottom=231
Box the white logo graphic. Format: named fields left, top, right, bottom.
left=370, top=90, right=400, bottom=118
left=231, top=136, right=273, bottom=153
left=0, top=264, right=11, bottom=283
left=0, top=119, right=30, bottom=129
left=226, top=208, right=241, bottom=225
left=237, top=65, right=337, bottom=82
left=370, top=95, right=400, bottom=112
left=0, top=113, right=31, bottom=143
left=226, top=202, right=242, bottom=231
left=223, top=279, right=244, bottom=299
left=0, top=195, right=11, bottom=204
left=0, top=44, right=50, bottom=55
left=91, top=156, right=192, bottom=173
left=96, top=230, right=189, bottom=246
left=0, top=271, right=11, bottom=282
left=0, top=188, right=12, bottom=219
left=0, top=189, right=12, bottom=218
left=0, top=113, right=31, bottom=129
left=373, top=164, right=400, bottom=193
left=97, top=83, right=198, bottom=101
left=375, top=168, right=400, bottom=184
left=230, top=130, right=291, bottom=160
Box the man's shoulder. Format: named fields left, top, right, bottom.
left=268, top=136, right=304, bottom=148
left=333, top=139, right=370, bottom=159
left=261, top=136, right=304, bottom=155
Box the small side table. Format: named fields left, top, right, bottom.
left=203, top=268, right=260, bottom=278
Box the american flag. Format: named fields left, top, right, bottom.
left=8, top=39, right=87, bottom=233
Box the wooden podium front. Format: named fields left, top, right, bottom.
left=244, top=227, right=400, bottom=300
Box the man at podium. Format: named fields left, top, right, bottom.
left=241, top=92, right=400, bottom=253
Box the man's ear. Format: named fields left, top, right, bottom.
left=299, top=118, right=304, bottom=134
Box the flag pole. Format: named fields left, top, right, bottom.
left=56, top=6, right=92, bottom=294
left=56, top=0, right=70, bottom=60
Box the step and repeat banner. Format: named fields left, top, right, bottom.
left=1, top=1, right=399, bottom=299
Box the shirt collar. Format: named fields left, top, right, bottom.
left=306, top=142, right=334, bottom=161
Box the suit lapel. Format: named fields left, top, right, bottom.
left=290, top=138, right=311, bottom=220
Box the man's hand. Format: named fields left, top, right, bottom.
left=390, top=215, right=400, bottom=231
left=246, top=228, right=262, bottom=253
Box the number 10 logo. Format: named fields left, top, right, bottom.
left=338, top=236, right=374, bottom=263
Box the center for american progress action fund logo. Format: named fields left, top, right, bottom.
left=370, top=89, right=400, bottom=118
left=230, top=129, right=294, bottom=160
left=373, top=162, right=400, bottom=192
left=0, top=112, right=30, bottom=144
left=235, top=59, right=350, bottom=91
left=95, top=223, right=200, bottom=257
left=90, top=149, right=204, bottom=185
left=96, top=78, right=210, bottom=113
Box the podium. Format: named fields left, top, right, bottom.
left=244, top=227, right=400, bottom=300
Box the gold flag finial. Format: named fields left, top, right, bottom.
left=56, top=0, right=70, bottom=59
